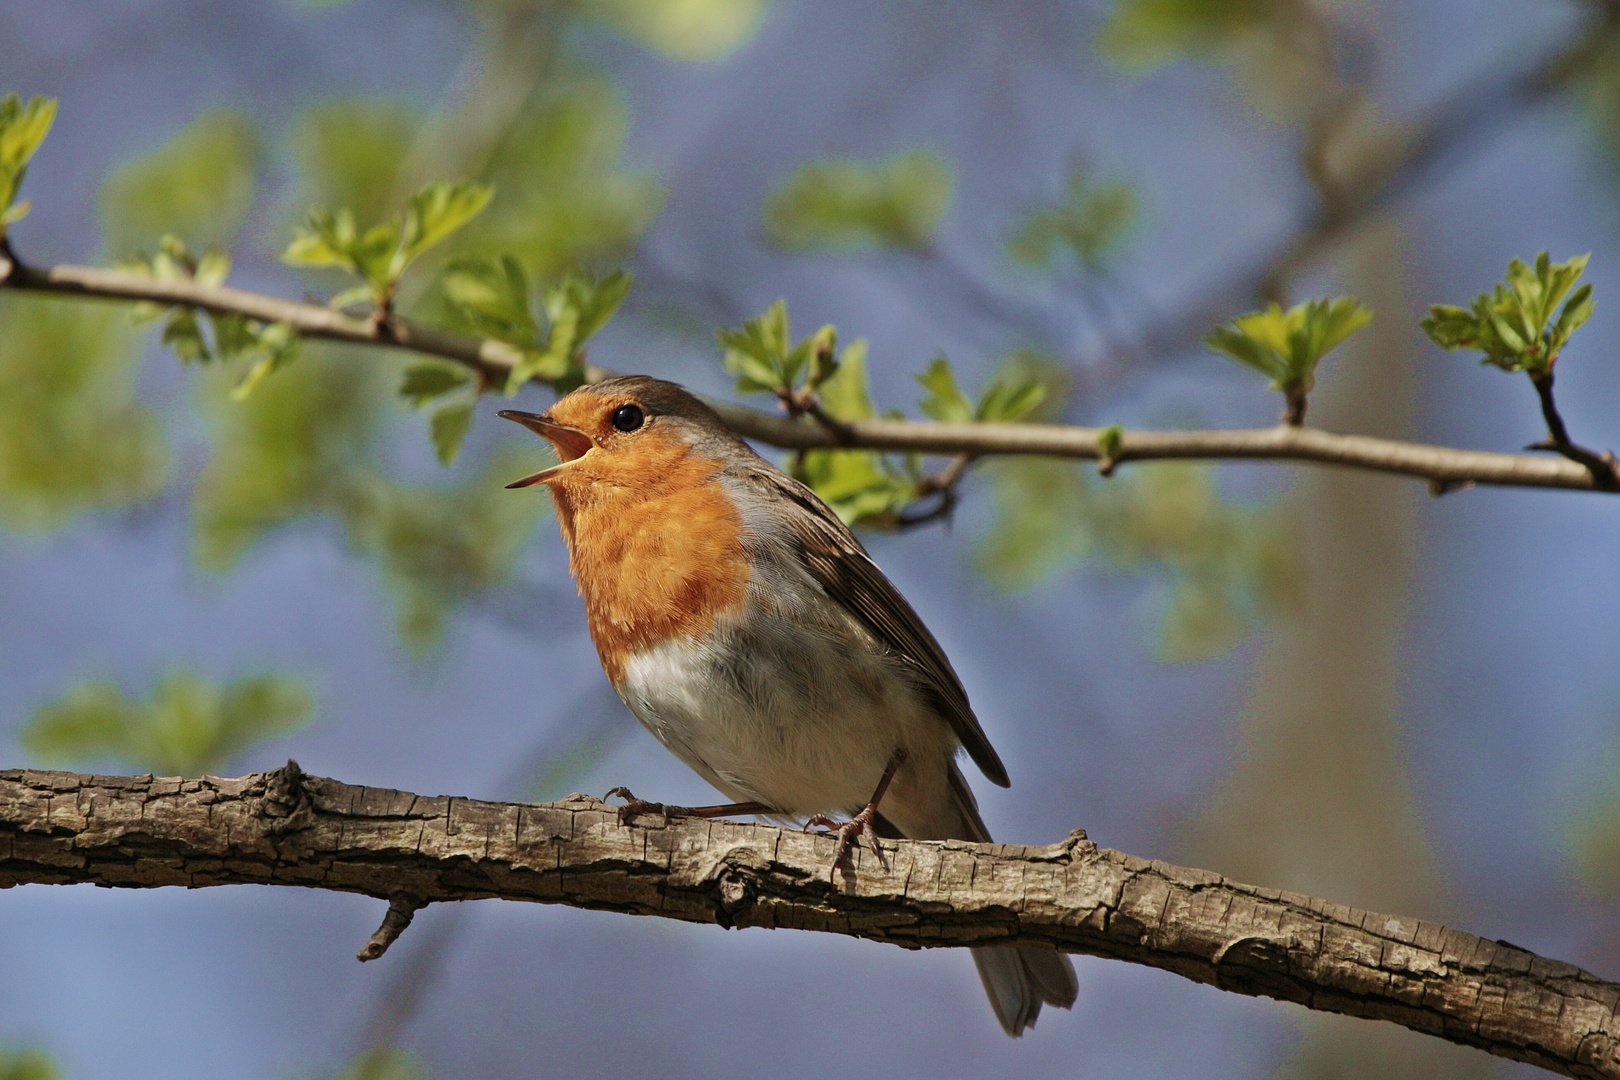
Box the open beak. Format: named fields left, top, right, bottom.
left=498, top=410, right=595, bottom=488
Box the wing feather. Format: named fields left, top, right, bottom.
left=746, top=468, right=1010, bottom=788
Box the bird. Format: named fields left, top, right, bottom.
left=498, top=374, right=1078, bottom=1036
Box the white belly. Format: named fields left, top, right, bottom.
left=616, top=615, right=958, bottom=818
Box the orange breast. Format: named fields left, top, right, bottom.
left=548, top=435, right=750, bottom=685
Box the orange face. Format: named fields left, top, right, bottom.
left=498, top=387, right=751, bottom=685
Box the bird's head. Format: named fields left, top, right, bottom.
left=498, top=375, right=746, bottom=499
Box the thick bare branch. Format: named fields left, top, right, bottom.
left=2, top=765, right=1619, bottom=1077
left=2, top=253, right=1614, bottom=494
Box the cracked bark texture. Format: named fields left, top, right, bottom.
left=1, top=766, right=1617, bottom=1078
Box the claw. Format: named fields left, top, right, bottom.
left=604, top=786, right=668, bottom=825
left=805, top=806, right=882, bottom=874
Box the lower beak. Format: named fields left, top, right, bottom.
left=498, top=409, right=594, bottom=487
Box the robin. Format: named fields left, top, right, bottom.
left=499, top=375, right=1078, bottom=1036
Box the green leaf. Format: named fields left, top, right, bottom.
left=283, top=179, right=489, bottom=304
left=431, top=401, right=475, bottom=466
left=1421, top=251, right=1593, bottom=373
left=916, top=356, right=974, bottom=422
left=394, top=179, right=495, bottom=276
left=0, top=297, right=166, bottom=531
left=1206, top=296, right=1372, bottom=393
left=763, top=150, right=951, bottom=252
left=400, top=361, right=473, bottom=407
left=22, top=671, right=311, bottom=777
left=161, top=308, right=211, bottom=363
left=442, top=254, right=539, bottom=346
left=1097, top=422, right=1124, bottom=463
left=0, top=94, right=58, bottom=232
left=788, top=340, right=914, bottom=526
left=99, top=109, right=259, bottom=257
left=976, top=371, right=1049, bottom=423
left=505, top=267, right=631, bottom=394
left=228, top=323, right=301, bottom=401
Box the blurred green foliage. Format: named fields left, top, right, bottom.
left=192, top=345, right=381, bottom=569
left=1097, top=0, right=1272, bottom=69
left=1206, top=296, right=1372, bottom=409
left=0, top=297, right=165, bottom=531
left=763, top=150, right=951, bottom=252
left=314, top=1048, right=429, bottom=1080
left=1421, top=252, right=1593, bottom=376
left=1008, top=164, right=1136, bottom=272
left=979, top=457, right=1301, bottom=660
left=22, top=671, right=311, bottom=776
left=99, top=109, right=259, bottom=258
left=348, top=448, right=549, bottom=651
left=473, top=78, right=664, bottom=280
left=293, top=101, right=416, bottom=224
left=0, top=1048, right=59, bottom=1080
left=0, top=93, right=56, bottom=233
left=582, top=0, right=767, bottom=60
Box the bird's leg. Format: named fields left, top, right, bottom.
left=604, top=787, right=774, bottom=826
left=804, top=747, right=909, bottom=870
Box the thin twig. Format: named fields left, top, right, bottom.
left=1, top=256, right=1614, bottom=494
left=897, top=453, right=974, bottom=529
left=1528, top=371, right=1620, bottom=485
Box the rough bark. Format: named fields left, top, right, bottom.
left=2, top=765, right=1617, bottom=1076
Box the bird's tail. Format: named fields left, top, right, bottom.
left=880, top=761, right=1078, bottom=1036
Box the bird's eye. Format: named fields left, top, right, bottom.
left=610, top=404, right=644, bottom=433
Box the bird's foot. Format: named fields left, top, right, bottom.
left=604, top=786, right=673, bottom=825
left=605, top=788, right=774, bottom=826
left=804, top=803, right=883, bottom=872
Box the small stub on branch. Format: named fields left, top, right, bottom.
left=358, top=894, right=426, bottom=962
left=257, top=759, right=313, bottom=835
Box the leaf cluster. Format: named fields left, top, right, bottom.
left=916, top=355, right=1048, bottom=424
left=121, top=235, right=300, bottom=398
left=717, top=298, right=839, bottom=398
left=1420, top=252, right=1593, bottom=375
left=22, top=671, right=311, bottom=777
left=0, top=93, right=56, bottom=233
left=453, top=259, right=630, bottom=395
left=717, top=302, right=1049, bottom=527
left=284, top=179, right=494, bottom=310
left=1205, top=296, right=1371, bottom=401
left=763, top=150, right=951, bottom=252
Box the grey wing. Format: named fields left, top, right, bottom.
left=749, top=468, right=1011, bottom=788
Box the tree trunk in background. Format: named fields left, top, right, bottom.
left=1181, top=219, right=1491, bottom=1077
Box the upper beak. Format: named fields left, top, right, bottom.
left=498, top=409, right=595, bottom=488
